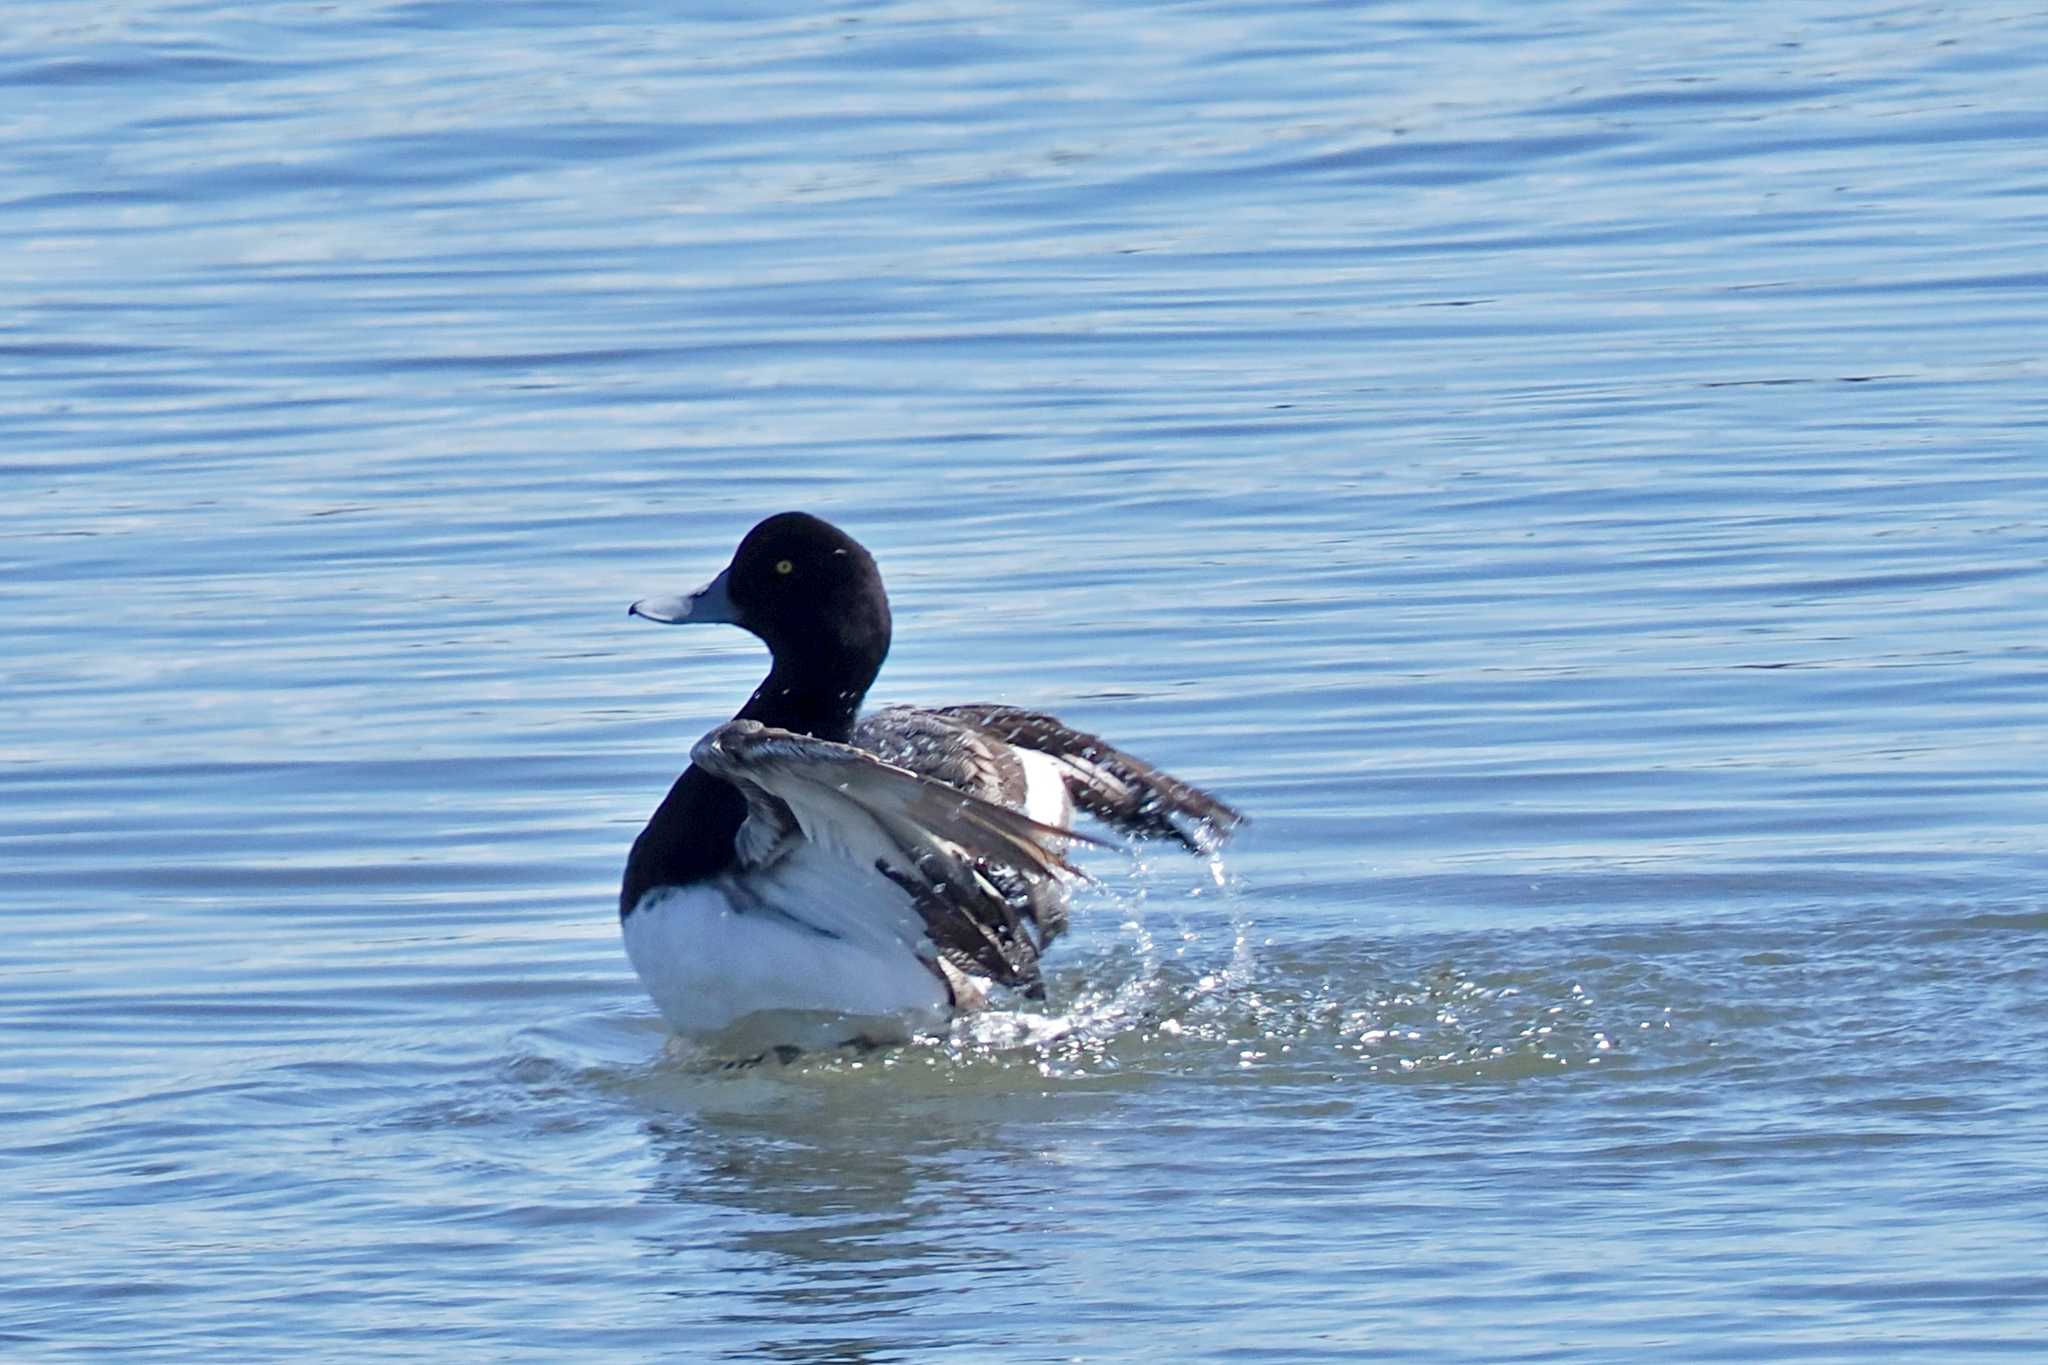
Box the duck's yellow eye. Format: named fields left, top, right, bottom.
left=774, top=559, right=794, bottom=575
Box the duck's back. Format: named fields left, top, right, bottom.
left=853, top=706, right=1072, bottom=825
left=856, top=703, right=1240, bottom=853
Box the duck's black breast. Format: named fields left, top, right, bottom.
left=620, top=765, right=747, bottom=918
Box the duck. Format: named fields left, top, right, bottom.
left=620, top=511, right=1241, bottom=1045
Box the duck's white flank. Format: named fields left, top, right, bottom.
left=1016, top=748, right=1074, bottom=830
left=621, top=845, right=951, bottom=1039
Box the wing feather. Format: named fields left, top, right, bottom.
left=690, top=720, right=1100, bottom=991
left=854, top=706, right=1026, bottom=805
left=853, top=704, right=1077, bottom=948
left=927, top=704, right=1244, bottom=853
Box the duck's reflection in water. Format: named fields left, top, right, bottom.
left=630, top=1056, right=1109, bottom=1362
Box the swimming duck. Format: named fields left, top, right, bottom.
left=621, top=512, right=1240, bottom=1044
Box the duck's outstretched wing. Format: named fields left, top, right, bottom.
left=853, top=706, right=1033, bottom=807
left=690, top=720, right=1100, bottom=994
left=853, top=705, right=1075, bottom=948
left=927, top=704, right=1244, bottom=854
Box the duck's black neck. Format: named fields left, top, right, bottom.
left=736, top=664, right=868, bottom=743
left=734, top=617, right=887, bottom=742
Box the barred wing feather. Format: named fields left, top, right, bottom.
left=689, top=720, right=1099, bottom=992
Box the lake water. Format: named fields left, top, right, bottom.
left=6, top=0, right=2047, bottom=1358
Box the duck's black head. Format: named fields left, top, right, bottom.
left=630, top=512, right=891, bottom=740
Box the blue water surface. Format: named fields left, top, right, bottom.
left=5, top=0, right=2047, bottom=1359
